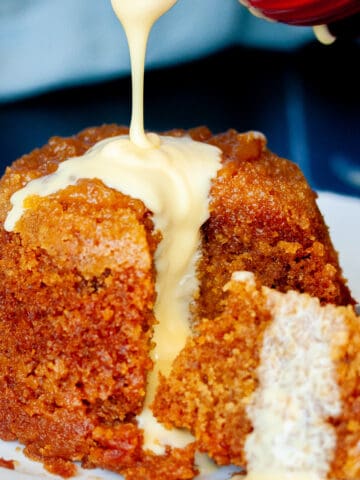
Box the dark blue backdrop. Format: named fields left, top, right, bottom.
left=0, top=41, right=359, bottom=197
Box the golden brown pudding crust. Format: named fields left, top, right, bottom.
left=0, top=125, right=354, bottom=479
left=199, top=129, right=353, bottom=320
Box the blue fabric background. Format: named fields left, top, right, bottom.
left=0, top=0, right=314, bottom=101
left=0, top=0, right=358, bottom=198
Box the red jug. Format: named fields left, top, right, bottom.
left=242, top=0, right=360, bottom=26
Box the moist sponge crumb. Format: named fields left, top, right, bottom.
left=0, top=125, right=354, bottom=479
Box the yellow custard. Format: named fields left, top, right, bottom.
left=5, top=0, right=222, bottom=459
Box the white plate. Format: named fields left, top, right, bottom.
left=0, top=191, right=359, bottom=480
left=317, top=192, right=360, bottom=303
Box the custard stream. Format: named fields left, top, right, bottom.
left=5, top=0, right=222, bottom=460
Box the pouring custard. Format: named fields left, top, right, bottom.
left=4, top=0, right=222, bottom=459
left=0, top=0, right=357, bottom=479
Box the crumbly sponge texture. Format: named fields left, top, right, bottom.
left=0, top=125, right=353, bottom=478
left=153, top=277, right=271, bottom=467
left=331, top=306, right=360, bottom=480
left=198, top=129, right=353, bottom=320
left=154, top=276, right=360, bottom=479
